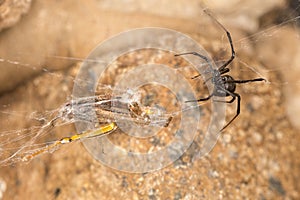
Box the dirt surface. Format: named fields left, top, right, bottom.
left=0, top=0, right=32, bottom=31
left=0, top=1, right=299, bottom=200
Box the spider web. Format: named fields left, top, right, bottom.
left=0, top=4, right=299, bottom=164
left=0, top=2, right=299, bottom=199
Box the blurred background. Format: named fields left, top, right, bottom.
left=0, top=0, right=299, bottom=199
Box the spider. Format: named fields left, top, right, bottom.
left=175, top=10, right=265, bottom=131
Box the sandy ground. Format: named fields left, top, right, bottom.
left=0, top=0, right=299, bottom=199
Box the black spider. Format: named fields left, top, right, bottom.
left=175, top=10, right=265, bottom=131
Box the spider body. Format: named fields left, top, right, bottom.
left=175, top=10, right=265, bottom=131
left=213, top=74, right=236, bottom=97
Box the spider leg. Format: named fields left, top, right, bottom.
left=185, top=94, right=213, bottom=103
left=203, top=10, right=235, bottom=72
left=219, top=67, right=230, bottom=75
left=213, top=95, right=235, bottom=103
left=192, top=74, right=201, bottom=79
left=232, top=78, right=266, bottom=84
left=175, top=52, right=214, bottom=76
left=220, top=92, right=240, bottom=131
